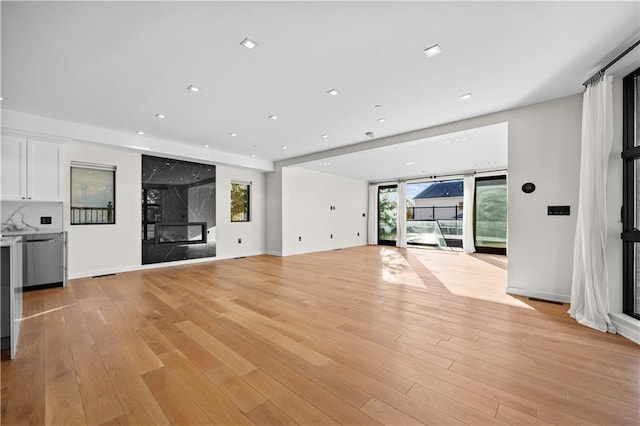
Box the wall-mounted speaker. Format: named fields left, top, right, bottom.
left=521, top=182, right=536, bottom=194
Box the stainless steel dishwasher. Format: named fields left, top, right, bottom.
left=23, top=233, right=64, bottom=290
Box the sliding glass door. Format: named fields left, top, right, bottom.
left=378, top=185, right=398, bottom=246
left=474, top=175, right=507, bottom=254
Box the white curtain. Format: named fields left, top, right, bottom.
left=569, top=76, right=615, bottom=333
left=367, top=183, right=379, bottom=245
left=463, top=174, right=476, bottom=253
left=396, top=181, right=407, bottom=248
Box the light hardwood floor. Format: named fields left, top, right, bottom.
left=1, top=246, right=638, bottom=425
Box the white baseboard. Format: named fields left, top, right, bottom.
left=264, top=251, right=282, bottom=256
left=69, top=251, right=267, bottom=279
left=610, top=313, right=640, bottom=345
left=505, top=286, right=571, bottom=303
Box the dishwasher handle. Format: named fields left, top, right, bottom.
left=25, top=238, right=57, bottom=243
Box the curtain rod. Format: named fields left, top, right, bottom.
left=583, top=39, right=640, bottom=87
left=372, top=168, right=507, bottom=185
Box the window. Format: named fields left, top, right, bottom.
left=474, top=175, right=507, bottom=254
left=70, top=162, right=116, bottom=224
left=231, top=182, right=250, bottom=222
left=622, top=67, right=640, bottom=320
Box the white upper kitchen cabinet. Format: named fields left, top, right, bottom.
left=1, top=135, right=63, bottom=201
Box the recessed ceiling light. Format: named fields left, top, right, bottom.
left=0, top=97, right=3, bottom=101
left=229, top=133, right=237, bottom=137
left=327, top=89, right=339, bottom=96
left=136, top=131, right=145, bottom=135
left=251, top=154, right=256, bottom=158
left=281, top=145, right=288, bottom=149
left=203, top=144, right=209, bottom=148
left=187, top=85, right=201, bottom=92
left=460, top=93, right=473, bottom=100
left=424, top=44, right=442, bottom=58
left=320, top=162, right=332, bottom=166
left=374, top=104, right=382, bottom=109
left=321, top=134, right=329, bottom=138
left=269, top=115, right=278, bottom=120
left=377, top=118, right=386, bottom=123
left=155, top=113, right=166, bottom=119
left=240, top=37, right=258, bottom=50
left=403, top=162, right=416, bottom=166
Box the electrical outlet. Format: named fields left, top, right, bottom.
left=298, top=236, right=302, bottom=242
left=238, top=238, right=242, bottom=244
left=357, top=232, right=360, bottom=236
left=330, top=234, right=333, bottom=239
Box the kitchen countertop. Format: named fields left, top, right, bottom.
left=1, top=229, right=65, bottom=236
left=1, top=236, right=22, bottom=246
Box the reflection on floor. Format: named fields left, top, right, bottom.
left=408, top=247, right=527, bottom=308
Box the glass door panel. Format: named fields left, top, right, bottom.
left=378, top=185, right=398, bottom=246
left=475, top=176, right=507, bottom=254
left=405, top=180, right=463, bottom=249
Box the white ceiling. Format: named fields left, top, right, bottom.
left=297, top=122, right=508, bottom=181
left=2, top=1, right=639, bottom=178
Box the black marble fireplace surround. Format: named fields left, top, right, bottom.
left=142, top=155, right=216, bottom=264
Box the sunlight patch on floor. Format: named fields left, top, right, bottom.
left=379, top=247, right=425, bottom=287
left=409, top=248, right=534, bottom=309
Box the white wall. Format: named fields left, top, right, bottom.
left=506, top=96, right=582, bottom=301
left=281, top=167, right=367, bottom=256
left=64, top=141, right=142, bottom=277
left=64, top=149, right=267, bottom=277
left=215, top=164, right=266, bottom=259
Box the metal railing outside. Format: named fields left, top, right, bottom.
left=407, top=205, right=461, bottom=221
left=406, top=205, right=463, bottom=248
left=71, top=206, right=113, bottom=224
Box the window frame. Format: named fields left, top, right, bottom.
left=621, top=66, right=640, bottom=320
left=70, top=162, right=116, bottom=225
left=230, top=181, right=251, bottom=223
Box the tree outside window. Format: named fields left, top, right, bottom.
left=231, top=182, right=250, bottom=222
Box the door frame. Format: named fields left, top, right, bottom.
left=474, top=175, right=507, bottom=255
